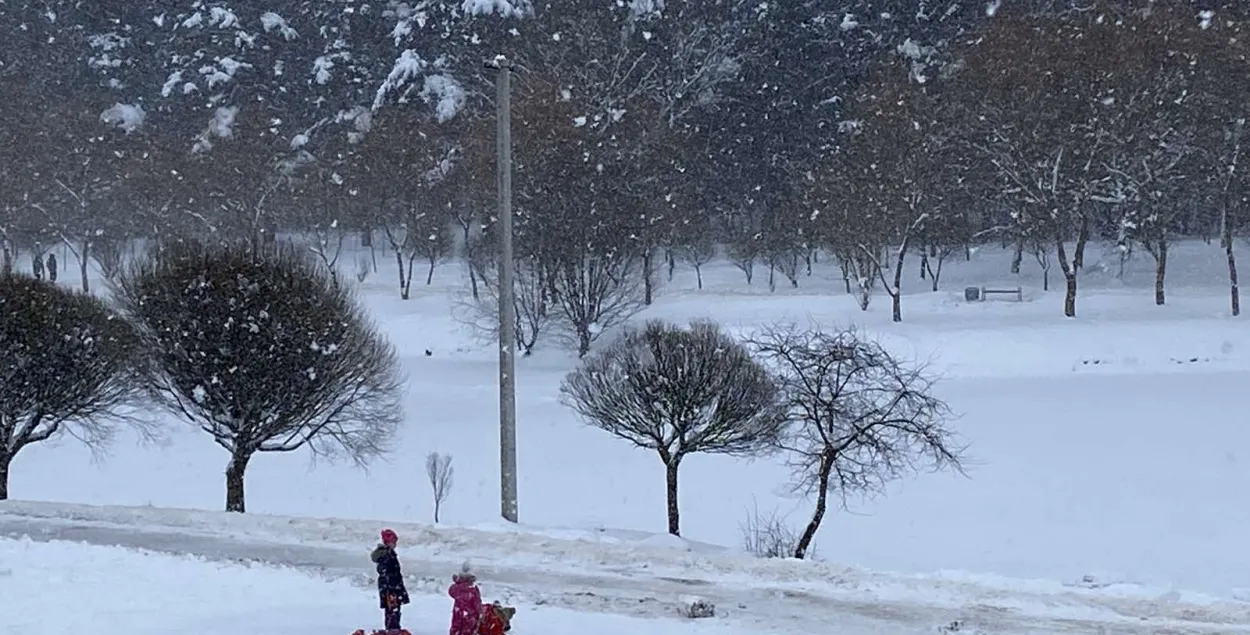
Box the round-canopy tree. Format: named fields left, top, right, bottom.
left=0, top=273, right=146, bottom=500
left=115, top=240, right=405, bottom=513
left=560, top=319, right=786, bottom=536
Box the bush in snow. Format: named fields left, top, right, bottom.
left=0, top=273, right=151, bottom=500
left=114, top=240, right=405, bottom=513
left=560, top=319, right=786, bottom=536
left=739, top=501, right=807, bottom=560
left=682, top=597, right=716, bottom=619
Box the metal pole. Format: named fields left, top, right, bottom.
left=494, top=56, right=519, bottom=523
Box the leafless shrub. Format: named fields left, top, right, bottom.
left=425, top=452, right=454, bottom=523
left=739, top=501, right=807, bottom=559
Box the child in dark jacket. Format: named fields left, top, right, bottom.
left=371, top=529, right=410, bottom=632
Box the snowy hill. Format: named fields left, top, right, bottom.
left=3, top=500, right=1249, bottom=634
left=4, top=243, right=1250, bottom=633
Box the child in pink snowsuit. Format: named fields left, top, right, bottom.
left=448, top=562, right=482, bottom=635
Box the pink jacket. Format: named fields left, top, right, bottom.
left=448, top=578, right=482, bottom=635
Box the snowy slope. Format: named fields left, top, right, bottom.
left=0, top=537, right=783, bottom=635
left=6, top=242, right=1250, bottom=634
left=2, top=500, right=1248, bottom=634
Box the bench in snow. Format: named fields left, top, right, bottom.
left=966, top=286, right=1023, bottom=302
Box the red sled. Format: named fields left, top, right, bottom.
left=479, top=602, right=515, bottom=635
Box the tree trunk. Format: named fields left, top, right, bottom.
left=1056, top=235, right=1081, bottom=318
left=1227, top=237, right=1241, bottom=317
left=890, top=242, right=907, bottom=323
left=929, top=253, right=945, bottom=292
left=426, top=258, right=436, bottom=285
left=224, top=450, right=254, bottom=513
left=1153, top=238, right=1167, bottom=306
left=642, top=249, right=654, bottom=306
left=1062, top=273, right=1077, bottom=317
left=577, top=325, right=592, bottom=358
left=695, top=265, right=703, bottom=290
left=1010, top=238, right=1023, bottom=274
left=794, top=452, right=833, bottom=559
left=0, top=449, right=11, bottom=501
left=395, top=251, right=408, bottom=299
left=401, top=255, right=417, bottom=299
left=79, top=239, right=90, bottom=293
left=468, top=258, right=480, bottom=301
left=1221, top=122, right=1242, bottom=317
left=664, top=457, right=682, bottom=536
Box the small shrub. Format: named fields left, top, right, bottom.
left=739, top=501, right=806, bottom=559
left=425, top=451, right=454, bottom=523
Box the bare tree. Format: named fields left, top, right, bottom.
left=115, top=240, right=405, bottom=513
left=455, top=251, right=553, bottom=357
left=0, top=273, right=149, bottom=500
left=747, top=324, right=966, bottom=559
left=307, top=218, right=348, bottom=286
left=549, top=253, right=645, bottom=357
left=949, top=10, right=1117, bottom=317
left=1034, top=240, right=1053, bottom=292
left=380, top=222, right=421, bottom=300
left=91, top=236, right=128, bottom=283
left=673, top=216, right=718, bottom=290
left=725, top=228, right=760, bottom=285
left=425, top=452, right=454, bottom=523
left=560, top=319, right=786, bottom=536
left=405, top=204, right=454, bottom=286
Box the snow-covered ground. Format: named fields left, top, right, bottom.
left=4, top=240, right=1250, bottom=633
left=4, top=502, right=1249, bottom=634
left=0, top=537, right=785, bottom=635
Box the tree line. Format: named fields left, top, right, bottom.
left=2, top=1, right=1248, bottom=349
left=0, top=241, right=960, bottom=560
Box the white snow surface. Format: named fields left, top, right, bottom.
left=6, top=241, right=1250, bottom=634
left=2, top=501, right=1247, bottom=634
left=0, top=536, right=777, bottom=635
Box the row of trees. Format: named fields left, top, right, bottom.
left=1, top=235, right=956, bottom=555
left=4, top=1, right=1250, bottom=348
left=561, top=319, right=965, bottom=557
left=0, top=241, right=404, bottom=510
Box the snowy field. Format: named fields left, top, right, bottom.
left=0, top=537, right=782, bottom=635
left=4, top=240, right=1250, bottom=633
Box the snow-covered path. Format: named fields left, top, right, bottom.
left=2, top=501, right=1248, bottom=634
